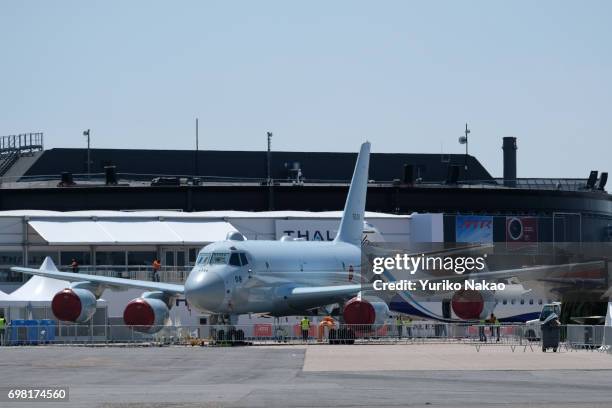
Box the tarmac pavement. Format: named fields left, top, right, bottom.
left=0, top=344, right=611, bottom=407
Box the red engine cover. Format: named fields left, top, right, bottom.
left=123, top=299, right=155, bottom=328
left=451, top=290, right=484, bottom=320
left=343, top=298, right=376, bottom=325
left=51, top=289, right=82, bottom=322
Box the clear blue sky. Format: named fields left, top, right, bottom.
left=1, top=1, right=610, bottom=178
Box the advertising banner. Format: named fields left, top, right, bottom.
left=253, top=324, right=272, bottom=338
left=506, top=217, right=538, bottom=242
left=455, top=215, right=493, bottom=243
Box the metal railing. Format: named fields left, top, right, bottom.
left=0, top=265, right=192, bottom=284
left=0, top=132, right=43, bottom=156
left=58, top=265, right=192, bottom=283
left=3, top=322, right=610, bottom=351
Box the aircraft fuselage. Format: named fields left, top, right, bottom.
left=184, top=239, right=361, bottom=315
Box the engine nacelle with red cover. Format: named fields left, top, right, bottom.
left=451, top=289, right=485, bottom=320
left=342, top=297, right=389, bottom=325
left=123, top=295, right=170, bottom=334
left=51, top=288, right=97, bottom=323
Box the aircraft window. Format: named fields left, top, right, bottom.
left=229, top=253, right=241, bottom=266
left=196, top=254, right=210, bottom=265
left=211, top=253, right=229, bottom=264
left=239, top=253, right=248, bottom=266
left=520, top=299, right=525, bottom=305
left=529, top=299, right=534, bottom=305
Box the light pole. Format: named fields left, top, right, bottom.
left=195, top=118, right=199, bottom=177
left=458, top=123, right=470, bottom=179
left=267, top=131, right=273, bottom=210
left=83, top=129, right=91, bottom=180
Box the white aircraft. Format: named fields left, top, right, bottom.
left=11, top=142, right=383, bottom=333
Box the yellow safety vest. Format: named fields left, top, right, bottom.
left=301, top=319, right=310, bottom=330
left=0, top=318, right=5, bottom=329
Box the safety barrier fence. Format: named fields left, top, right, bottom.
left=2, top=323, right=611, bottom=351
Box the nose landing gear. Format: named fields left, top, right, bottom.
left=209, top=314, right=248, bottom=346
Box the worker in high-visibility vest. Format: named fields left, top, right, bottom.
left=478, top=318, right=487, bottom=342
left=300, top=317, right=310, bottom=342
left=317, top=316, right=336, bottom=342
left=396, top=315, right=403, bottom=339
left=403, top=317, right=413, bottom=338
left=488, top=313, right=501, bottom=342
left=0, top=315, right=6, bottom=346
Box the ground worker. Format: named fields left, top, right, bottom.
left=152, top=258, right=161, bottom=282
left=317, top=316, right=336, bottom=342
left=403, top=316, right=413, bottom=338
left=0, top=315, right=6, bottom=346
left=300, top=316, right=310, bottom=342
left=71, top=258, right=79, bottom=273
left=478, top=318, right=487, bottom=342
left=488, top=313, right=501, bottom=342
left=396, top=315, right=403, bottom=339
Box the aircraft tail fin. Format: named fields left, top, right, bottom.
left=334, top=142, right=371, bottom=245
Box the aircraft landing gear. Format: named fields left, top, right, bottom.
left=209, top=314, right=247, bottom=345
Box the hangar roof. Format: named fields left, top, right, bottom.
left=0, top=210, right=410, bottom=219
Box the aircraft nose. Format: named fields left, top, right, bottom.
left=185, top=270, right=226, bottom=312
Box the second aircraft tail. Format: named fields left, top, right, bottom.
left=334, top=142, right=371, bottom=245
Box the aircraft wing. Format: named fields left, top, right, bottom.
left=286, top=284, right=363, bottom=309
left=10, top=262, right=184, bottom=295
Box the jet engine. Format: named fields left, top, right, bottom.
left=51, top=288, right=97, bottom=323
left=342, top=297, right=389, bottom=325
left=123, top=294, right=170, bottom=334
left=450, top=289, right=499, bottom=320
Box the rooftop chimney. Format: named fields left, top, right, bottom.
left=503, top=137, right=517, bottom=187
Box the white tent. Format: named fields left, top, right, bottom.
left=28, top=219, right=238, bottom=245
left=1, top=276, right=69, bottom=305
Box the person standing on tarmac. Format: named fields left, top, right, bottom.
left=488, top=313, right=501, bottom=342
left=479, top=318, right=487, bottom=342
left=404, top=316, right=413, bottom=338
left=300, top=316, right=310, bottom=342
left=0, top=314, right=6, bottom=346
left=396, top=315, right=403, bottom=339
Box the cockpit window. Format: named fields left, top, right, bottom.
left=196, top=253, right=211, bottom=265
left=229, top=253, right=241, bottom=266
left=239, top=253, right=248, bottom=266
left=210, top=253, right=229, bottom=264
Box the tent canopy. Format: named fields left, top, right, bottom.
left=28, top=220, right=237, bottom=245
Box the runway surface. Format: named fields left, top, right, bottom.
left=1, top=345, right=612, bottom=407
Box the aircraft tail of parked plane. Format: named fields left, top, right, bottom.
left=335, top=141, right=370, bottom=245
